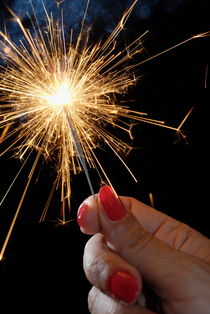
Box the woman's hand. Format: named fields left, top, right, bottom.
left=78, top=185, right=210, bottom=313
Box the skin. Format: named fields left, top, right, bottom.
left=78, top=194, right=210, bottom=314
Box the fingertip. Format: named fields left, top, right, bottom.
left=108, top=270, right=140, bottom=304
left=77, top=195, right=100, bottom=234
left=99, top=186, right=126, bottom=222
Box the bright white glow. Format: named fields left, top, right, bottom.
left=48, top=83, right=73, bottom=107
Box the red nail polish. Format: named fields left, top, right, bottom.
left=108, top=271, right=139, bottom=304
left=77, top=203, right=88, bottom=229
left=99, top=185, right=126, bottom=222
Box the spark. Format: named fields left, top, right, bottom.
left=56, top=0, right=66, bottom=8
left=149, top=192, right=155, bottom=208
left=0, top=123, right=10, bottom=143
left=177, top=106, right=195, bottom=132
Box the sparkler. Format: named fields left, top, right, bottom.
left=0, top=0, right=208, bottom=260
left=0, top=0, right=148, bottom=259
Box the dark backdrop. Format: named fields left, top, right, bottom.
left=0, top=0, right=209, bottom=312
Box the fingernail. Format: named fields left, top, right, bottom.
left=77, top=202, right=88, bottom=229
left=99, top=185, right=126, bottom=222
left=108, top=271, right=139, bottom=304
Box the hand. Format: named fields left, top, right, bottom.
left=77, top=185, right=210, bottom=313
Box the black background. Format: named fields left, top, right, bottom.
left=0, top=0, right=209, bottom=312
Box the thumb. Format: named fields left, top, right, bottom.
left=98, top=185, right=200, bottom=296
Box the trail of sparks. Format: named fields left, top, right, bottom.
left=0, top=0, right=208, bottom=260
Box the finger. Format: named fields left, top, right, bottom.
left=84, top=233, right=141, bottom=304
left=97, top=185, right=209, bottom=298
left=120, top=196, right=210, bottom=259
left=88, top=286, right=157, bottom=314
left=77, top=195, right=100, bottom=234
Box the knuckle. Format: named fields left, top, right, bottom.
left=84, top=249, right=102, bottom=283
left=88, top=287, right=125, bottom=314
left=118, top=219, right=154, bottom=254
left=84, top=235, right=100, bottom=268
left=88, top=286, right=99, bottom=313
left=84, top=236, right=111, bottom=287
left=173, top=225, right=194, bottom=250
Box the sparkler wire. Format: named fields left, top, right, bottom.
left=68, top=117, right=95, bottom=196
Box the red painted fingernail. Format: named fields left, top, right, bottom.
left=108, top=271, right=139, bottom=304
left=99, top=185, right=126, bottom=222
left=77, top=202, right=88, bottom=229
